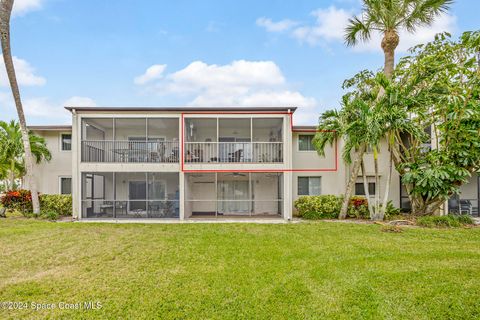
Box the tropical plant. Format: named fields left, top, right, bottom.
left=386, top=31, right=480, bottom=215
left=345, top=0, right=453, bottom=77
left=0, top=120, right=51, bottom=189
left=0, top=0, right=41, bottom=213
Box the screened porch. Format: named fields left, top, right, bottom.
left=184, top=172, right=284, bottom=218
left=81, top=172, right=180, bottom=218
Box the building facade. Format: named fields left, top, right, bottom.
left=29, top=106, right=479, bottom=220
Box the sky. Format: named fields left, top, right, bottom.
left=0, top=0, right=478, bottom=126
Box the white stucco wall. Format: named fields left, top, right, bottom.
left=30, top=130, right=72, bottom=195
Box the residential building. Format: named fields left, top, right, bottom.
left=28, top=106, right=479, bottom=220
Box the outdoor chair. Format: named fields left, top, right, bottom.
left=228, top=149, right=243, bottom=162
left=459, top=200, right=473, bottom=215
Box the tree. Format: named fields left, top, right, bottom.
left=0, top=120, right=51, bottom=190
left=314, top=70, right=425, bottom=220
left=0, top=0, right=41, bottom=213
left=345, top=0, right=453, bottom=78
left=387, top=31, right=480, bottom=215
left=313, top=71, right=382, bottom=219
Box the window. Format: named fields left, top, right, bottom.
left=298, top=177, right=321, bottom=195
left=355, top=182, right=375, bottom=196
left=61, top=133, right=72, bottom=151
left=60, top=177, right=72, bottom=194
left=298, top=135, right=315, bottom=151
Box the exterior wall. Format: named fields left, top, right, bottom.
left=30, top=130, right=72, bottom=195
left=32, top=108, right=478, bottom=220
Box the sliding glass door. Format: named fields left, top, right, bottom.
left=217, top=180, right=250, bottom=215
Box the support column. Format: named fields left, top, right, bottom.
left=179, top=172, right=185, bottom=220
left=283, top=171, right=293, bottom=220
left=72, top=111, right=80, bottom=220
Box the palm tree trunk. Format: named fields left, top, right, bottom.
left=373, top=147, right=380, bottom=220
left=379, top=150, right=393, bottom=220
left=381, top=30, right=399, bottom=78
left=361, top=157, right=374, bottom=219
left=0, top=0, right=40, bottom=214
left=9, top=159, right=14, bottom=190
left=340, top=145, right=365, bottom=219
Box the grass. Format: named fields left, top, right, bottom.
left=1, top=220, right=480, bottom=319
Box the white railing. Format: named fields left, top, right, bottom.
left=184, top=142, right=283, bottom=163
left=81, top=140, right=179, bottom=163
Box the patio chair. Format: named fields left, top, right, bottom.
left=228, top=149, right=243, bottom=162
left=459, top=200, right=473, bottom=215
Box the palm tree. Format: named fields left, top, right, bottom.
left=0, top=0, right=42, bottom=213
left=313, top=92, right=379, bottom=219
left=0, top=120, right=51, bottom=190
left=344, top=0, right=453, bottom=77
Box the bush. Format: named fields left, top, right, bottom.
left=294, top=195, right=341, bottom=219
left=384, top=201, right=401, bottom=217
left=0, top=189, right=33, bottom=212
left=0, top=191, right=72, bottom=217
left=39, top=194, right=72, bottom=217
left=416, top=214, right=473, bottom=228
left=40, top=210, right=59, bottom=221
left=347, top=196, right=369, bottom=219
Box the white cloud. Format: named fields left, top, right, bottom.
left=135, top=60, right=317, bottom=124
left=0, top=56, right=46, bottom=87
left=13, top=0, right=43, bottom=16
left=291, top=6, right=352, bottom=45
left=63, top=96, right=97, bottom=107
left=0, top=95, right=96, bottom=124
left=260, top=6, right=457, bottom=53
left=256, top=17, right=299, bottom=32
left=134, top=64, right=166, bottom=85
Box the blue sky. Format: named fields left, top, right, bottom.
left=0, top=0, right=478, bottom=125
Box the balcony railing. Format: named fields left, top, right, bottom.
left=81, top=140, right=179, bottom=163
left=184, top=142, right=283, bottom=163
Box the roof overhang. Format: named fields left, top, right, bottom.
left=64, top=106, right=297, bottom=113
left=28, top=125, right=72, bottom=131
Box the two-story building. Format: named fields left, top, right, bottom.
left=28, top=106, right=479, bottom=220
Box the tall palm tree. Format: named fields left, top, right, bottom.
left=345, top=0, right=453, bottom=77
left=0, top=0, right=41, bottom=213
left=0, top=120, right=51, bottom=190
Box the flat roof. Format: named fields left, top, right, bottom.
left=28, top=125, right=72, bottom=131
left=64, top=106, right=297, bottom=113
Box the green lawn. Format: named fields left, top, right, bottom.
left=1, top=220, right=479, bottom=319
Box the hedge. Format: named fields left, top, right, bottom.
left=0, top=190, right=72, bottom=216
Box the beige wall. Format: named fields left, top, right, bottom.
left=30, top=130, right=72, bottom=195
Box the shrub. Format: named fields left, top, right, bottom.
left=384, top=201, right=401, bottom=217
left=0, top=191, right=72, bottom=217
left=416, top=214, right=473, bottom=228
left=40, top=210, right=59, bottom=221
left=347, top=196, right=369, bottom=219
left=0, top=189, right=33, bottom=213
left=294, top=195, right=341, bottom=219
left=39, top=194, right=72, bottom=216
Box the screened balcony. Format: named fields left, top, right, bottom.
left=184, top=118, right=283, bottom=163
left=81, top=172, right=179, bottom=219
left=81, top=118, right=179, bottom=163
left=185, top=172, right=283, bottom=218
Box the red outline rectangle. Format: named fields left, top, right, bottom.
left=180, top=111, right=338, bottom=173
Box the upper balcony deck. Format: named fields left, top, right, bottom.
left=79, top=115, right=286, bottom=165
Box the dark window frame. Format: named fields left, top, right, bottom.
left=298, top=177, right=321, bottom=196
left=298, top=135, right=315, bottom=151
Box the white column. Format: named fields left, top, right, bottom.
left=72, top=111, right=80, bottom=220
left=179, top=172, right=185, bottom=220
